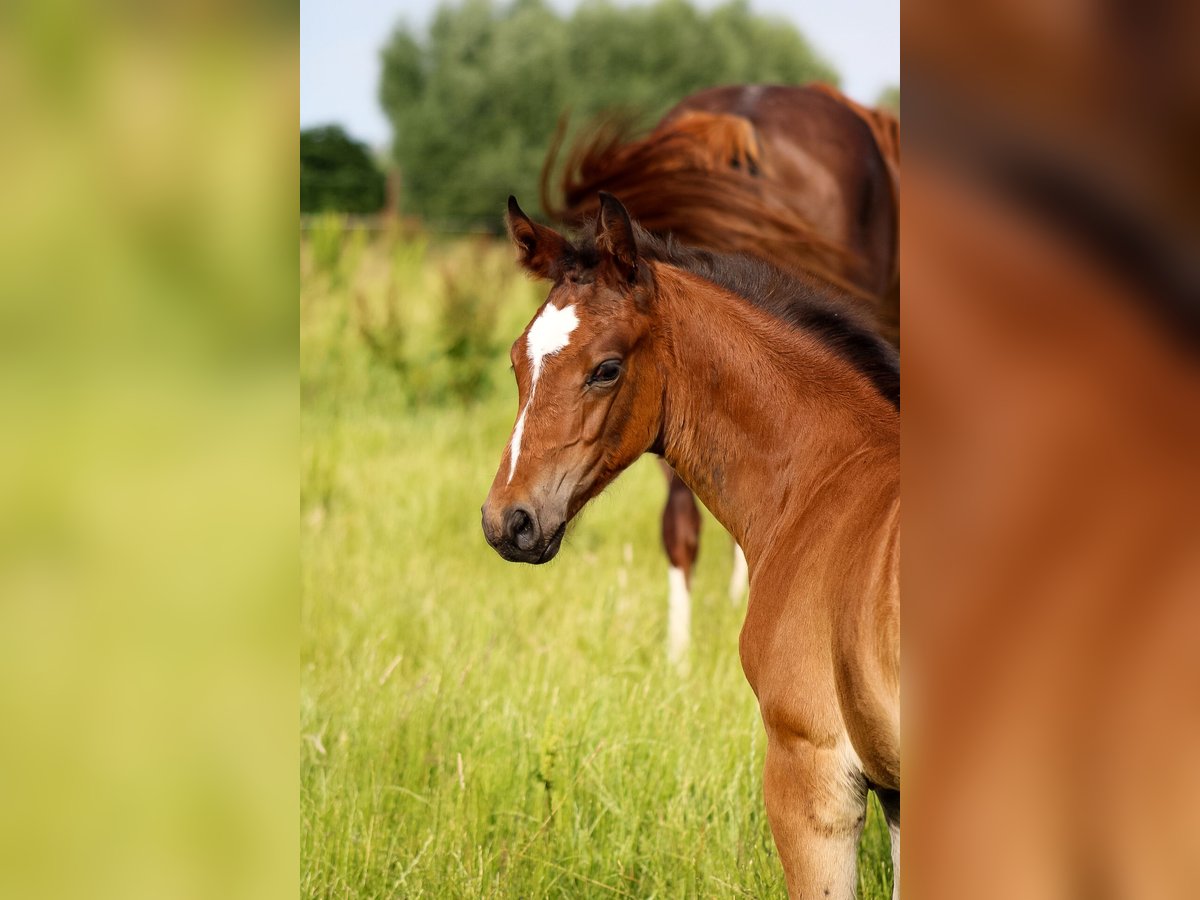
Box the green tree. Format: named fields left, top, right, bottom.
left=300, top=125, right=387, bottom=214
left=379, top=0, right=838, bottom=227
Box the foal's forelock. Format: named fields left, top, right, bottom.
left=505, top=302, right=580, bottom=484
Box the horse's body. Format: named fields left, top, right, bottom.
left=482, top=195, right=900, bottom=898
left=546, top=84, right=900, bottom=319
left=544, top=84, right=900, bottom=661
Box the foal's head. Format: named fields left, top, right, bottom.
left=481, top=194, right=664, bottom=564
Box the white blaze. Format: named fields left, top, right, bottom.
left=507, top=304, right=579, bottom=483
left=526, top=303, right=579, bottom=381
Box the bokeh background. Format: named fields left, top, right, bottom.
left=0, top=3, right=297, bottom=899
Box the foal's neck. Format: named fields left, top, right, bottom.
left=655, top=267, right=898, bottom=567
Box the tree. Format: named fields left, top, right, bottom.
left=300, top=125, right=387, bottom=214
left=379, top=0, right=838, bottom=227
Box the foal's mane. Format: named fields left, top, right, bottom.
left=569, top=223, right=900, bottom=408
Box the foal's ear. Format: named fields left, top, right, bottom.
left=595, top=192, right=638, bottom=282
left=506, top=196, right=570, bottom=280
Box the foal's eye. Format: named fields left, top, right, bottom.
left=588, top=360, right=622, bottom=387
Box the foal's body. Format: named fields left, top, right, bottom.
left=482, top=196, right=899, bottom=898
left=654, top=265, right=900, bottom=894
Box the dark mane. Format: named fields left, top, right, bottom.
left=570, top=223, right=900, bottom=408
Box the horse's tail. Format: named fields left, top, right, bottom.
left=540, top=109, right=866, bottom=300
left=538, top=111, right=571, bottom=227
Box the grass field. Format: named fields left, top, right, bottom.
left=300, top=225, right=893, bottom=898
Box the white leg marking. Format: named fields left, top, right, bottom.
left=505, top=304, right=578, bottom=484
left=729, top=542, right=748, bottom=603
left=667, top=565, right=691, bottom=666
left=890, top=821, right=900, bottom=900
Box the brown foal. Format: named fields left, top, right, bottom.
left=481, top=194, right=899, bottom=899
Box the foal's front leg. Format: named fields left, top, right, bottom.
left=763, top=734, right=867, bottom=899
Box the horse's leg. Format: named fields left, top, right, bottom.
left=660, top=463, right=700, bottom=665
left=876, top=788, right=900, bottom=900
left=729, top=541, right=748, bottom=603
left=762, top=734, right=867, bottom=900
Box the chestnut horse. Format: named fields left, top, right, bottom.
left=481, top=194, right=899, bottom=899
left=543, top=84, right=900, bottom=661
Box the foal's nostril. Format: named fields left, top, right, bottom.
left=506, top=506, right=538, bottom=552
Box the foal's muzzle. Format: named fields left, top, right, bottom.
left=481, top=503, right=566, bottom=564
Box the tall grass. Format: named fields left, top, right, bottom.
left=300, top=228, right=894, bottom=898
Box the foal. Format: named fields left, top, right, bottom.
left=481, top=195, right=900, bottom=899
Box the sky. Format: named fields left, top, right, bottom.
left=300, top=0, right=899, bottom=148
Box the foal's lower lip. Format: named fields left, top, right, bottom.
left=537, top=522, right=567, bottom=563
